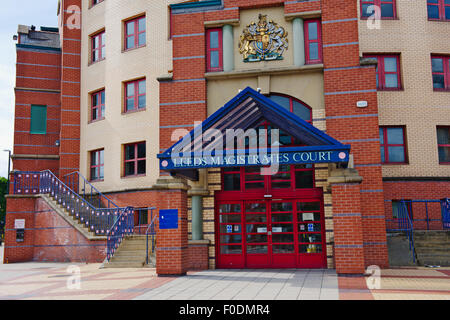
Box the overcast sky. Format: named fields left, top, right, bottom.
left=0, top=1, right=58, bottom=177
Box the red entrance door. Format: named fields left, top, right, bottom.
left=216, top=195, right=326, bottom=269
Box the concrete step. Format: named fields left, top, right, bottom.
left=416, top=248, right=450, bottom=256
left=110, top=256, right=146, bottom=263
left=415, top=241, right=450, bottom=248
left=113, top=250, right=148, bottom=258
left=103, top=262, right=145, bottom=268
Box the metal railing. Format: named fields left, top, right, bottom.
left=63, top=171, right=119, bottom=209
left=442, top=198, right=450, bottom=229
left=387, top=200, right=416, bottom=263
left=146, top=207, right=158, bottom=265
left=106, top=207, right=135, bottom=262
left=12, top=171, right=132, bottom=236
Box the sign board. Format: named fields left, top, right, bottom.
left=159, top=209, right=179, bottom=230
left=307, top=223, right=314, bottom=232
left=160, top=149, right=350, bottom=171
left=272, top=227, right=283, bottom=233
left=14, top=219, right=25, bottom=229
left=227, top=225, right=233, bottom=233
left=257, top=227, right=267, bottom=233
left=302, top=213, right=315, bottom=221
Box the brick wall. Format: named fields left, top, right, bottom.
left=4, top=196, right=106, bottom=263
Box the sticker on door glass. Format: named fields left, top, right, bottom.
left=272, top=227, right=283, bottom=233
left=302, top=213, right=315, bottom=221
left=234, top=225, right=240, bottom=232
left=307, top=223, right=314, bottom=232
left=257, top=227, right=267, bottom=233
left=227, top=225, right=233, bottom=233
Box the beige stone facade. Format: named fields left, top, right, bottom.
left=358, top=0, right=450, bottom=178
left=80, top=0, right=181, bottom=192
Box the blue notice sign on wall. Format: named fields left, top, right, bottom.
left=159, top=209, right=179, bottom=230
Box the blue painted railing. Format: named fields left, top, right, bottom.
left=442, top=198, right=450, bottom=229
left=387, top=200, right=416, bottom=263
left=12, top=171, right=132, bottom=236
left=106, top=207, right=135, bottom=262
left=146, top=207, right=157, bottom=265
left=63, top=171, right=119, bottom=209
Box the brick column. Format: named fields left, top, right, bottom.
left=328, top=169, right=365, bottom=274
left=153, top=178, right=189, bottom=276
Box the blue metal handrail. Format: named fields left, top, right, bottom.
left=146, top=207, right=157, bottom=265
left=63, top=171, right=119, bottom=209
left=12, top=170, right=130, bottom=236
left=106, top=207, right=135, bottom=262
left=442, top=198, right=450, bottom=229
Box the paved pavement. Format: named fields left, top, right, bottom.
left=0, top=245, right=449, bottom=300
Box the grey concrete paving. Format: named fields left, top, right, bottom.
left=134, top=269, right=339, bottom=300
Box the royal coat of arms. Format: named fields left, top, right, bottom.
left=239, top=14, right=289, bottom=62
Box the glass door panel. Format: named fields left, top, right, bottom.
left=217, top=202, right=244, bottom=268
left=245, top=201, right=269, bottom=267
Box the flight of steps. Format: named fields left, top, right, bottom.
left=414, top=231, right=450, bottom=267
left=104, top=235, right=155, bottom=268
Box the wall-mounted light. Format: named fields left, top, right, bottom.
left=13, top=35, right=18, bottom=41
left=55, top=140, right=60, bottom=147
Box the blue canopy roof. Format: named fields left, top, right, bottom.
left=158, top=87, right=350, bottom=180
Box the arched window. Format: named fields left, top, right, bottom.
left=267, top=93, right=312, bottom=123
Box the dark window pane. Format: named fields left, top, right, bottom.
left=361, top=4, right=372, bottom=17
left=295, top=171, right=314, bottom=189
left=379, top=128, right=384, bottom=144
left=384, top=74, right=398, bottom=88
left=220, top=204, right=241, bottom=213
left=91, top=152, right=98, bottom=166
left=269, top=95, right=290, bottom=111
left=127, top=35, right=135, bottom=49
left=432, top=58, right=444, bottom=73
left=125, top=162, right=135, bottom=176
left=273, top=244, right=294, bottom=253
left=384, top=57, right=397, bottom=72
left=125, top=145, right=135, bottom=160
left=271, top=213, right=293, bottom=222
left=446, top=7, right=450, bottom=20
left=224, top=174, right=240, bottom=191
left=433, top=74, right=445, bottom=89
left=245, top=203, right=266, bottom=213
left=299, top=234, right=322, bottom=243
left=388, top=146, right=405, bottom=163
left=247, top=245, right=267, bottom=254
left=299, top=244, right=322, bottom=254
left=139, top=32, right=146, bottom=46
left=127, top=21, right=135, bottom=35
left=221, top=245, right=242, bottom=254
left=246, top=234, right=267, bottom=243
left=439, top=147, right=450, bottom=162
left=271, top=202, right=293, bottom=212
left=210, top=51, right=219, bottom=69
left=272, top=180, right=291, bottom=189
left=138, top=95, right=146, bottom=108
left=428, top=5, right=440, bottom=19
left=298, top=202, right=320, bottom=211
left=138, top=18, right=146, bottom=32
left=308, top=22, right=318, bottom=40
left=272, top=234, right=294, bottom=244
left=309, top=43, right=319, bottom=60
left=137, top=160, right=146, bottom=174
left=127, top=98, right=135, bottom=111
left=220, top=214, right=241, bottom=223
left=380, top=3, right=394, bottom=18
left=137, top=143, right=146, bottom=158
left=209, top=31, right=219, bottom=49
left=381, top=146, right=386, bottom=162
left=293, top=101, right=311, bottom=121
left=437, top=127, right=450, bottom=145
left=220, top=235, right=242, bottom=244
left=386, top=127, right=404, bottom=144
left=246, top=214, right=267, bottom=223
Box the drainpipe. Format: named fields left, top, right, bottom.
left=222, top=24, right=234, bottom=72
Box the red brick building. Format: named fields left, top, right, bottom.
left=4, top=0, right=450, bottom=274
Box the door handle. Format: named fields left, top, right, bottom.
left=268, top=231, right=272, bottom=236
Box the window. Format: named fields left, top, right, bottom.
left=124, top=142, right=146, bottom=176
left=427, top=0, right=450, bottom=21
left=268, top=94, right=312, bottom=123
left=91, top=90, right=105, bottom=121
left=206, top=28, right=223, bottom=72
left=361, top=0, right=397, bottom=19
left=379, top=126, right=407, bottom=164
left=304, top=19, right=322, bottom=64
left=437, top=126, right=450, bottom=163
left=30, top=105, right=47, bottom=134
left=392, top=200, right=413, bottom=220
left=125, top=16, right=146, bottom=50
left=90, top=149, right=104, bottom=181
left=366, top=55, right=401, bottom=90
left=134, top=208, right=149, bottom=226
left=91, top=31, right=105, bottom=62
left=432, top=56, right=450, bottom=90
left=91, top=0, right=104, bottom=6
left=124, top=79, right=146, bottom=112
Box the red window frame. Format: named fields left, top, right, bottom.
left=431, top=56, right=450, bottom=91
left=304, top=19, right=323, bottom=65
left=124, top=78, right=146, bottom=113
left=360, top=0, right=397, bottom=19
left=91, top=89, right=105, bottom=122
left=437, top=126, right=450, bottom=164
left=124, top=142, right=146, bottom=177
left=90, top=149, right=104, bottom=181
left=379, top=126, right=408, bottom=164
left=91, top=31, right=105, bottom=63
left=427, top=0, right=450, bottom=21
left=366, top=54, right=402, bottom=90
left=206, top=28, right=223, bottom=72
left=125, top=16, right=146, bottom=50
